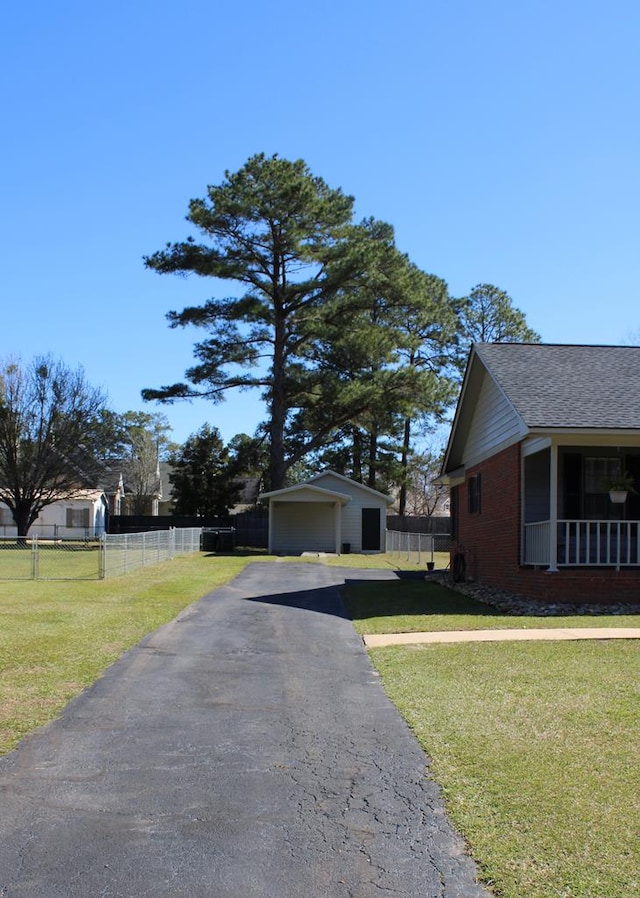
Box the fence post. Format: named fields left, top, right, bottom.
left=99, top=533, right=106, bottom=579
left=31, top=534, right=38, bottom=580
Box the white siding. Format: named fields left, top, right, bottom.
left=312, top=474, right=387, bottom=553
left=463, top=374, right=524, bottom=467
left=1, top=496, right=106, bottom=536
left=39, top=497, right=105, bottom=535
left=265, top=473, right=390, bottom=555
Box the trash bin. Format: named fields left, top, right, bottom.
left=201, top=528, right=235, bottom=552
left=342, top=542, right=351, bottom=554
left=218, top=529, right=235, bottom=551
left=200, top=530, right=218, bottom=552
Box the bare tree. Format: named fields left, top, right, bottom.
left=403, top=448, right=450, bottom=517
left=118, top=412, right=173, bottom=515
left=0, top=356, right=107, bottom=536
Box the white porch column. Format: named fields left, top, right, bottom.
left=268, top=500, right=273, bottom=554
left=520, top=450, right=525, bottom=566
left=548, top=441, right=559, bottom=572
left=334, top=501, right=342, bottom=554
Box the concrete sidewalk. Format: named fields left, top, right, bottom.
left=364, top=627, right=640, bottom=647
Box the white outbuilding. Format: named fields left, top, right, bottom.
left=260, top=470, right=392, bottom=555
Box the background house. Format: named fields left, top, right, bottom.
left=441, top=343, right=640, bottom=604
left=0, top=490, right=109, bottom=538
left=260, top=470, right=392, bottom=555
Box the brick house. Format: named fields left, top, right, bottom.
left=440, top=343, right=640, bottom=604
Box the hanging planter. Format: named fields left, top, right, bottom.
left=605, top=471, right=636, bottom=504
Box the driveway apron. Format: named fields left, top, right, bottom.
left=0, top=562, right=489, bottom=898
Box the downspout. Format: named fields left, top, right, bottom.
left=548, top=441, right=559, bottom=572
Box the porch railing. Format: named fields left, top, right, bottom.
left=524, top=520, right=640, bottom=568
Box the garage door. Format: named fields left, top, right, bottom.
left=272, top=503, right=335, bottom=553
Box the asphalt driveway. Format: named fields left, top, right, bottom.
left=0, top=562, right=489, bottom=897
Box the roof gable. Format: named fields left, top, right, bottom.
left=307, top=470, right=393, bottom=503
left=475, top=343, right=640, bottom=429
left=444, top=348, right=526, bottom=471
left=259, top=483, right=351, bottom=504
left=260, top=470, right=392, bottom=505
left=444, top=343, right=640, bottom=475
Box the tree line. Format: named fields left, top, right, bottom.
left=0, top=154, right=539, bottom=535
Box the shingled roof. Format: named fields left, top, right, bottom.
left=474, top=343, right=640, bottom=430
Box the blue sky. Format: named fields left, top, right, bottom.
left=2, top=1, right=639, bottom=445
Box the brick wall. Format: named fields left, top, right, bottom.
left=452, top=442, right=640, bottom=605
left=514, top=567, right=640, bottom=604
left=453, top=444, right=521, bottom=587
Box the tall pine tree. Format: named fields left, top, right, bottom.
left=143, top=154, right=382, bottom=489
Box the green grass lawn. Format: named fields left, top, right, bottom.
left=0, top=552, right=256, bottom=754
left=0, top=540, right=118, bottom=580
left=371, top=640, right=640, bottom=898
left=0, top=545, right=446, bottom=580
left=342, top=577, right=640, bottom=633
left=343, top=576, right=640, bottom=896
left=2, top=549, right=639, bottom=898
left=266, top=549, right=451, bottom=570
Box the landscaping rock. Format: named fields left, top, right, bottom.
left=427, top=571, right=640, bottom=617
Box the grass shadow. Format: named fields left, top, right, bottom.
left=341, top=576, right=640, bottom=635
left=201, top=548, right=270, bottom=559
left=342, top=578, right=497, bottom=622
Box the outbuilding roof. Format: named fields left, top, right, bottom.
left=260, top=470, right=393, bottom=504
left=259, top=483, right=351, bottom=504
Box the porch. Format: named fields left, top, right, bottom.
left=524, top=519, right=640, bottom=569
left=522, top=440, right=640, bottom=571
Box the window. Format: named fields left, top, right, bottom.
left=66, top=507, right=90, bottom=529
left=585, top=457, right=620, bottom=493
left=468, top=474, right=481, bottom=514
left=584, top=457, right=619, bottom=518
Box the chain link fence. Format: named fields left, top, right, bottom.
left=386, top=530, right=434, bottom=566
left=0, top=528, right=203, bottom=581
left=102, top=528, right=202, bottom=577
left=0, top=536, right=104, bottom=580
left=385, top=529, right=451, bottom=567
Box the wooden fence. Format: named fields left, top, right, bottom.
left=108, top=512, right=447, bottom=551
left=107, top=510, right=269, bottom=549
